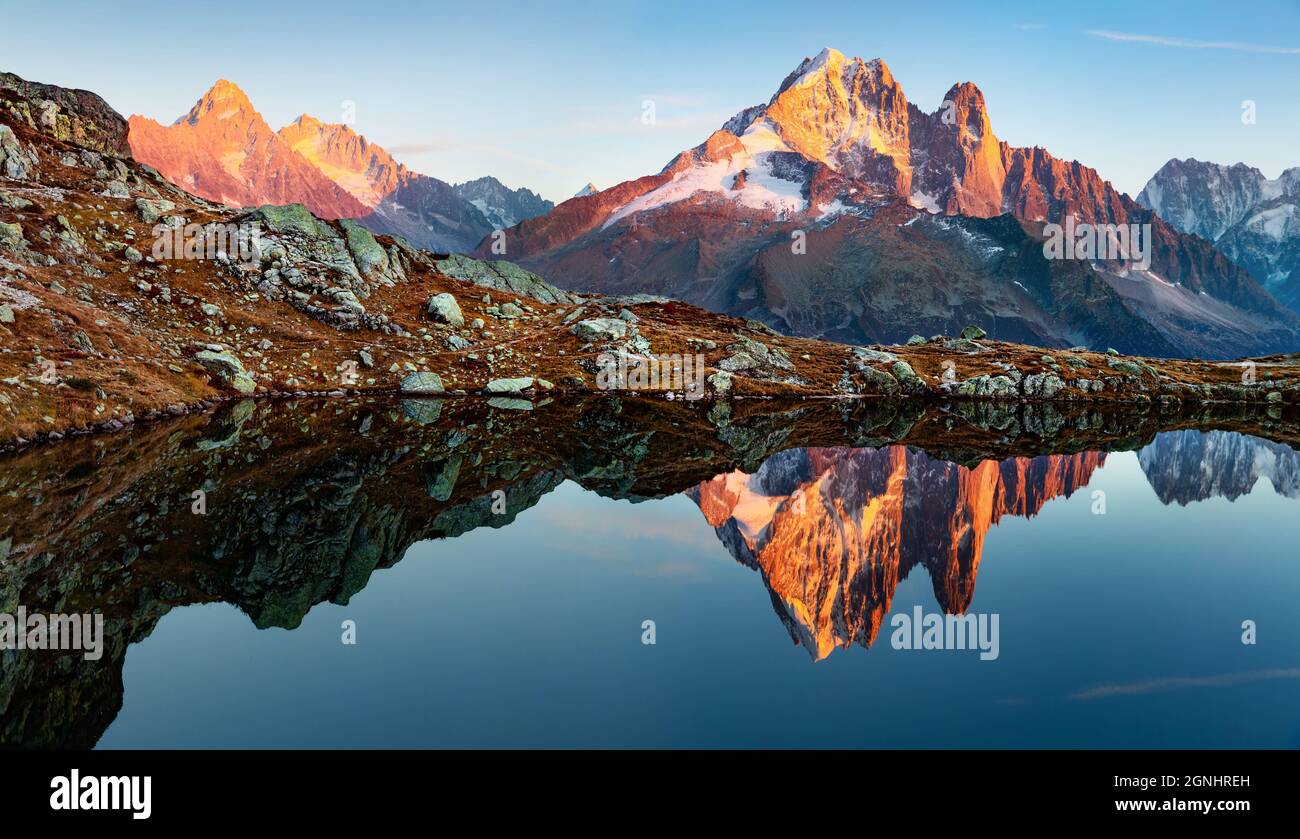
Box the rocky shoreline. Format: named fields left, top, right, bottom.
left=3, top=71, right=1300, bottom=451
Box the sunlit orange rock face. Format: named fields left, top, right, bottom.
left=277, top=113, right=406, bottom=208
left=127, top=80, right=369, bottom=219
left=688, top=446, right=1105, bottom=660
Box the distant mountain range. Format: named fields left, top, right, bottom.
left=127, top=80, right=554, bottom=252
left=479, top=48, right=1300, bottom=359
left=1138, top=159, right=1300, bottom=313
left=118, top=56, right=1300, bottom=360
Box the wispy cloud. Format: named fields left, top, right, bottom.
left=1086, top=29, right=1300, bottom=55
left=1014, top=23, right=1046, bottom=31
left=1072, top=667, right=1300, bottom=700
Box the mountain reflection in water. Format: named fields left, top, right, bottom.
left=1, top=395, right=1298, bottom=748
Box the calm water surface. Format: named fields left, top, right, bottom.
left=3, top=398, right=1298, bottom=748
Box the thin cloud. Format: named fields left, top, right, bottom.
left=1086, top=29, right=1300, bottom=55
left=1014, top=23, right=1046, bottom=31
left=1071, top=667, right=1300, bottom=700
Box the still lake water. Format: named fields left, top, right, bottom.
left=90, top=428, right=1300, bottom=748
left=2, top=398, right=1298, bottom=748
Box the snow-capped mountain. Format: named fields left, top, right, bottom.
left=128, top=81, right=552, bottom=252
left=481, top=48, right=1300, bottom=358
left=453, top=176, right=553, bottom=231
left=1138, top=159, right=1300, bottom=312
left=1137, top=429, right=1300, bottom=505
left=574, top=182, right=599, bottom=198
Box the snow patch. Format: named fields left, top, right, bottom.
left=602, top=127, right=807, bottom=228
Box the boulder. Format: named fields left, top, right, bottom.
left=571, top=318, right=627, bottom=342
left=426, top=292, right=464, bottom=327
left=194, top=350, right=256, bottom=394
left=135, top=197, right=176, bottom=224
left=400, top=371, right=445, bottom=394
left=340, top=218, right=390, bottom=278
left=485, top=377, right=534, bottom=393
left=433, top=254, right=578, bottom=305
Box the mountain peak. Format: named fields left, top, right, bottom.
left=574, top=182, right=599, bottom=198
left=775, top=48, right=894, bottom=99
left=289, top=113, right=326, bottom=130
left=180, top=79, right=256, bottom=126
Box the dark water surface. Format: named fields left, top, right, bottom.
left=2, top=396, right=1298, bottom=747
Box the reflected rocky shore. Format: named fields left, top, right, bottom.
left=1, top=394, right=1298, bottom=747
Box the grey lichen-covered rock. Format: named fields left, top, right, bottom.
left=194, top=350, right=257, bottom=395
left=1107, top=357, right=1156, bottom=378
left=942, top=337, right=987, bottom=354
left=135, top=197, right=176, bottom=224
left=1023, top=372, right=1066, bottom=398
left=852, top=346, right=897, bottom=364
left=426, top=292, right=464, bottom=327
left=0, top=221, right=24, bottom=252
left=485, top=377, right=534, bottom=394
left=400, top=371, right=445, bottom=394
left=719, top=335, right=793, bottom=376
left=0, top=124, right=39, bottom=180
left=328, top=288, right=365, bottom=315
left=244, top=204, right=334, bottom=238
left=570, top=318, right=627, bottom=342
left=340, top=218, right=390, bottom=278
left=906, top=334, right=928, bottom=345
left=948, top=374, right=1020, bottom=399
left=1062, top=354, right=1090, bottom=370
left=960, top=324, right=987, bottom=340
left=890, top=360, right=927, bottom=395
left=433, top=254, right=578, bottom=305
left=708, top=370, right=733, bottom=397
left=0, top=71, right=132, bottom=156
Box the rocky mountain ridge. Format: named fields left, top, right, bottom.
left=126, top=79, right=553, bottom=251
left=1138, top=158, right=1300, bottom=313
left=482, top=48, right=1300, bottom=359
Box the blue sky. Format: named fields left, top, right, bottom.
left=6, top=0, right=1300, bottom=202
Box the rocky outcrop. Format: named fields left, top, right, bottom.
left=0, top=71, right=130, bottom=157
